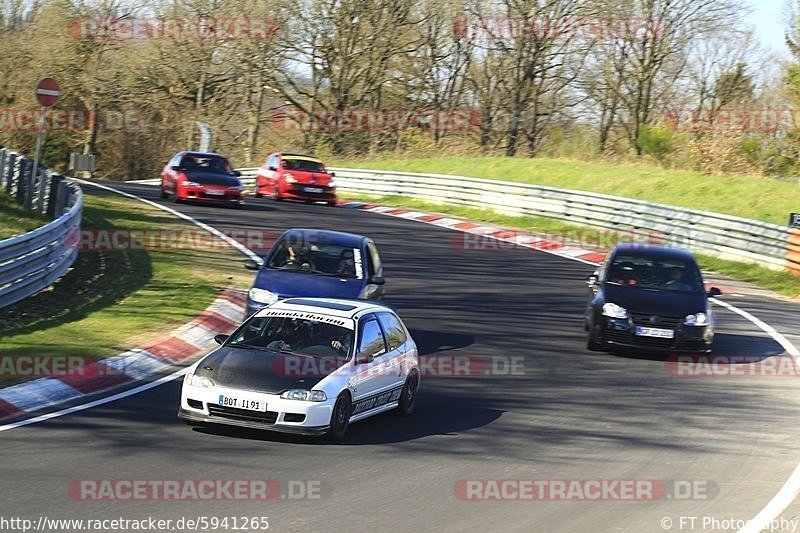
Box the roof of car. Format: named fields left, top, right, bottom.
left=277, top=152, right=320, bottom=159
left=177, top=151, right=229, bottom=159
left=265, top=297, right=390, bottom=319
left=278, top=228, right=367, bottom=248
left=611, top=244, right=697, bottom=261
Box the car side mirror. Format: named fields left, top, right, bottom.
left=233, top=170, right=242, bottom=177
left=268, top=166, right=277, bottom=171
left=587, top=273, right=598, bottom=286
left=214, top=334, right=229, bottom=345
left=171, top=165, right=183, bottom=171
left=329, top=171, right=336, bottom=177
left=707, top=287, right=722, bottom=298
left=370, top=275, right=386, bottom=285
left=355, top=352, right=374, bottom=365
left=244, top=259, right=260, bottom=270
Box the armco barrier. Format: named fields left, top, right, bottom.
left=0, top=154, right=82, bottom=309
left=139, top=167, right=796, bottom=274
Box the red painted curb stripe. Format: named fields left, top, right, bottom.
left=54, top=362, right=133, bottom=394
left=140, top=337, right=202, bottom=363
left=194, top=311, right=237, bottom=334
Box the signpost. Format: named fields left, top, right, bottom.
left=31, top=77, right=60, bottom=189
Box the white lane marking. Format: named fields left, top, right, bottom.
left=69, top=178, right=262, bottom=264
left=712, top=298, right=800, bottom=357
left=0, top=368, right=188, bottom=433
left=0, top=180, right=258, bottom=432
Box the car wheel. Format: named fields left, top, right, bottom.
left=327, top=201, right=337, bottom=207
left=272, top=185, right=282, bottom=201
left=254, top=188, right=263, bottom=198
left=395, top=373, right=418, bottom=417
left=327, top=393, right=351, bottom=441
left=173, top=192, right=182, bottom=203
left=586, top=332, right=604, bottom=352
left=160, top=187, right=168, bottom=199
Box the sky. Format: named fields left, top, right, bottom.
left=748, top=0, right=791, bottom=55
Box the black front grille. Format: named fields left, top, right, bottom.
left=208, top=404, right=278, bottom=424
left=630, top=313, right=682, bottom=329
left=631, top=336, right=675, bottom=349
left=605, top=329, right=631, bottom=344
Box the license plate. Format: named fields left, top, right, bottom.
left=218, top=394, right=267, bottom=411
left=635, top=326, right=674, bottom=339
left=205, top=190, right=225, bottom=196
left=304, top=187, right=323, bottom=193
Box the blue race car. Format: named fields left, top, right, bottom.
left=244, top=228, right=386, bottom=316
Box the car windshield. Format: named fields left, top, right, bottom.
left=282, top=158, right=325, bottom=172
left=182, top=155, right=233, bottom=174
left=228, top=314, right=354, bottom=359
left=266, top=239, right=362, bottom=278
left=606, top=254, right=704, bottom=292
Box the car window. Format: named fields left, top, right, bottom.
left=266, top=239, right=361, bottom=278
left=607, top=253, right=704, bottom=292
left=282, top=158, right=325, bottom=172
left=357, top=319, right=387, bottom=357
left=377, top=312, right=406, bottom=351
left=229, top=315, right=354, bottom=358
left=268, top=154, right=278, bottom=169
left=181, top=155, right=232, bottom=173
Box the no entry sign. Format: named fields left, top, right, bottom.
left=35, top=77, right=60, bottom=107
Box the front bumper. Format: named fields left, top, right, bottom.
left=182, top=186, right=244, bottom=204
left=283, top=184, right=336, bottom=201
left=179, top=383, right=334, bottom=436
left=595, top=316, right=713, bottom=353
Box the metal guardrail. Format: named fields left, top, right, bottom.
left=0, top=149, right=83, bottom=309
left=138, top=167, right=796, bottom=273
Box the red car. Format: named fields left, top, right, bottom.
left=254, top=152, right=337, bottom=206
left=161, top=151, right=244, bottom=208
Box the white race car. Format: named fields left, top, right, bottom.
left=178, top=298, right=420, bottom=440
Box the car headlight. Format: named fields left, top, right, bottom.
left=602, top=303, right=628, bottom=319
left=284, top=174, right=297, bottom=183
left=684, top=312, right=709, bottom=326
left=280, top=389, right=327, bottom=402
left=248, top=287, right=278, bottom=305
left=183, top=181, right=201, bottom=187
left=185, top=372, right=215, bottom=388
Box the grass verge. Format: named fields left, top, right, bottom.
left=331, top=156, right=799, bottom=226
left=343, top=192, right=800, bottom=299
left=0, top=191, right=48, bottom=240
left=0, top=191, right=253, bottom=386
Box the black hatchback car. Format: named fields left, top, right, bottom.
left=584, top=244, right=721, bottom=353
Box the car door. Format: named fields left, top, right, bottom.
left=376, top=312, right=411, bottom=389
left=351, top=315, right=396, bottom=414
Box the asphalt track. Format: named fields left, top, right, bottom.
left=3, top=182, right=800, bottom=533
